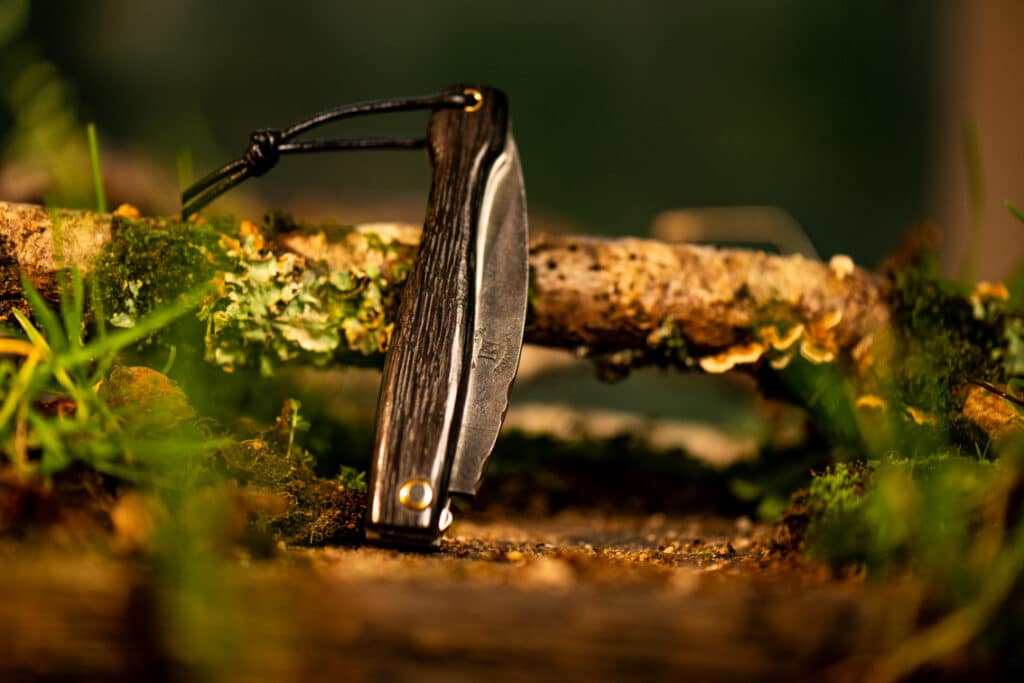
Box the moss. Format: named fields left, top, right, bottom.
left=98, top=365, right=196, bottom=429
left=91, top=214, right=230, bottom=335
left=783, top=453, right=1001, bottom=574
left=764, top=267, right=1022, bottom=457
left=890, top=274, right=977, bottom=414
left=213, top=403, right=366, bottom=546
left=885, top=270, right=1023, bottom=451
left=784, top=460, right=872, bottom=565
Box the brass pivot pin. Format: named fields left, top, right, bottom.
left=398, top=478, right=434, bottom=511
left=463, top=88, right=483, bottom=112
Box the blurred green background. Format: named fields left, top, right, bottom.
left=4, top=0, right=946, bottom=266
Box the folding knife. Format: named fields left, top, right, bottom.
left=181, top=85, right=528, bottom=549
left=366, top=87, right=528, bottom=547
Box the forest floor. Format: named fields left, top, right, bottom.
left=1, top=502, right=906, bottom=683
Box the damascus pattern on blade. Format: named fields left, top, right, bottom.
left=448, top=134, right=529, bottom=496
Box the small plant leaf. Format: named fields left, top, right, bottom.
left=19, top=276, right=67, bottom=353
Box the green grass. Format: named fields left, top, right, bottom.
left=0, top=271, right=215, bottom=481
left=86, top=123, right=107, bottom=214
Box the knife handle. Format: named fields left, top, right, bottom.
left=366, top=85, right=510, bottom=545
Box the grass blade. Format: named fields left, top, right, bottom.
left=86, top=278, right=112, bottom=384
left=13, top=308, right=92, bottom=419
left=161, top=345, right=178, bottom=375
left=12, top=309, right=52, bottom=356
left=0, top=349, right=40, bottom=430
left=62, top=286, right=208, bottom=370
left=61, top=266, right=85, bottom=352
left=87, top=123, right=107, bottom=214
left=19, top=276, right=67, bottom=353
left=89, top=277, right=108, bottom=341
left=27, top=412, right=70, bottom=475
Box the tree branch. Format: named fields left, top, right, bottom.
left=1, top=201, right=887, bottom=367
left=1, top=201, right=1019, bottom=440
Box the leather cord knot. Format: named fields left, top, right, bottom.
left=182, top=89, right=469, bottom=216
left=245, top=128, right=282, bottom=176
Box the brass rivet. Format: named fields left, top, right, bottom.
left=463, top=88, right=483, bottom=112
left=398, top=478, right=434, bottom=511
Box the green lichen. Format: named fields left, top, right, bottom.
left=199, top=221, right=408, bottom=375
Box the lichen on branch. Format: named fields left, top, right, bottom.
left=1, top=200, right=1021, bottom=444
left=200, top=219, right=411, bottom=374
left=2, top=200, right=890, bottom=374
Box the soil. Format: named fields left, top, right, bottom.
left=0, top=502, right=913, bottom=683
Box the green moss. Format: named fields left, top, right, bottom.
left=766, top=267, right=1021, bottom=457
left=794, top=453, right=998, bottom=574
left=887, top=270, right=1021, bottom=448
left=336, top=465, right=367, bottom=492
left=213, top=402, right=366, bottom=546
left=91, top=215, right=229, bottom=334
left=806, top=461, right=870, bottom=517
left=890, top=274, right=974, bottom=414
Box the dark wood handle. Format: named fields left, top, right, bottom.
left=366, top=85, right=510, bottom=545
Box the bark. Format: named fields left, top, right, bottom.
left=0, top=202, right=112, bottom=317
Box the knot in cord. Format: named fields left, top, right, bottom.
left=245, top=128, right=282, bottom=176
